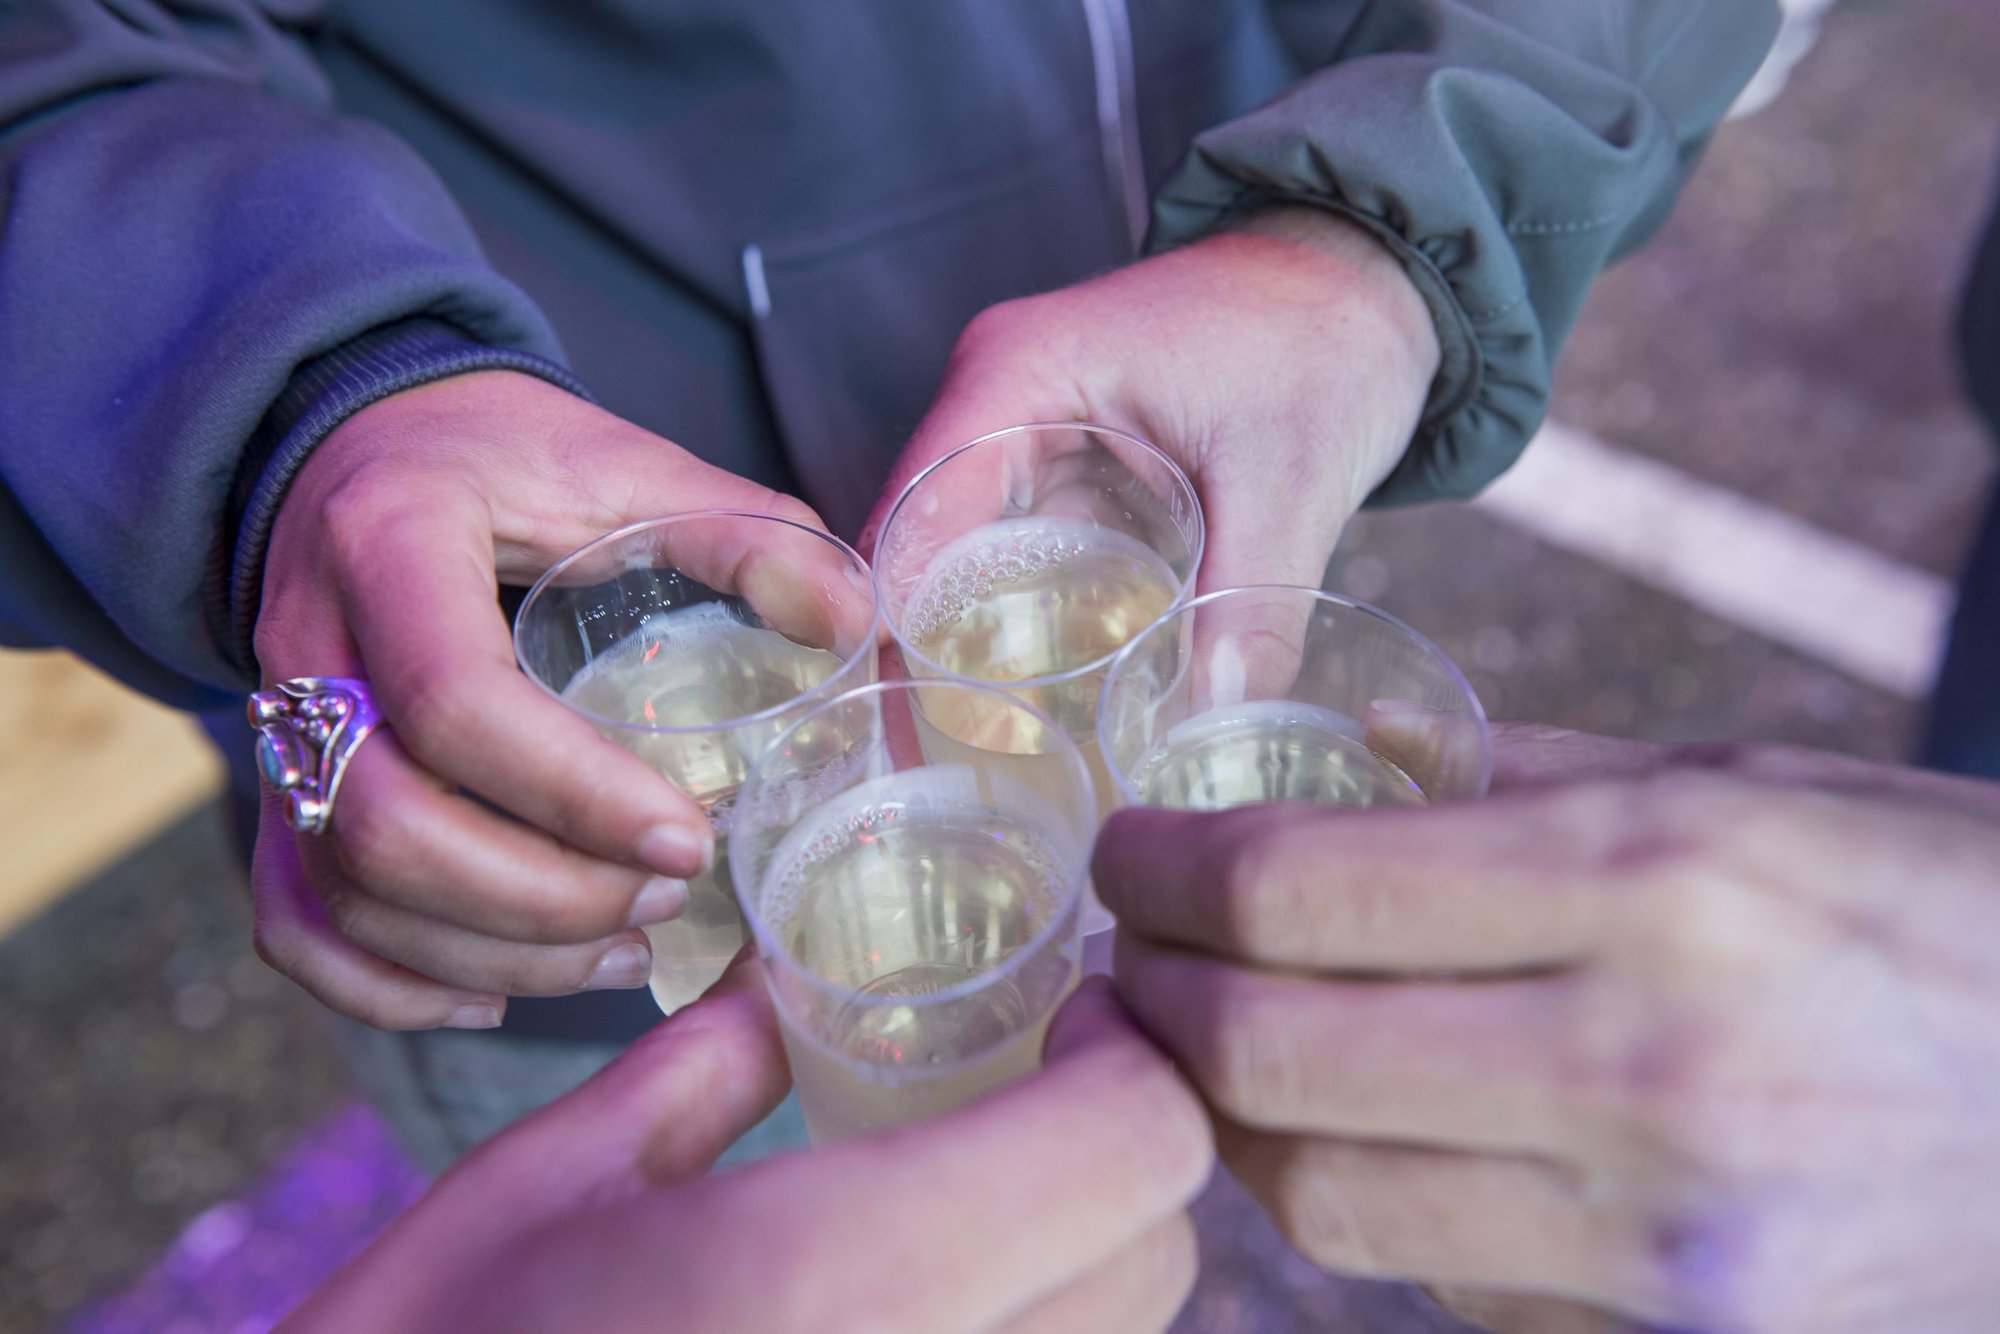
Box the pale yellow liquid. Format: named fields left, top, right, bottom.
left=763, top=779, right=1079, bottom=1141
left=563, top=605, right=848, bottom=1013
left=1128, top=701, right=1428, bottom=811
left=904, top=517, right=1181, bottom=930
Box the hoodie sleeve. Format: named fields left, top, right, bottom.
left=0, top=1, right=585, bottom=708
left=1150, top=0, right=1781, bottom=506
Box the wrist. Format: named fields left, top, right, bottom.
left=1226, top=204, right=1442, bottom=392
left=1212, top=204, right=1442, bottom=510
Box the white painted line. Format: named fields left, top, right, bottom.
left=1473, top=421, right=1953, bottom=699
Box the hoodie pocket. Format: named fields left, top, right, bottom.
left=744, top=132, right=1126, bottom=539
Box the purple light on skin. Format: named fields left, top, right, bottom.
left=68, top=1103, right=427, bottom=1334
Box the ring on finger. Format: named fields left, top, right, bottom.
left=248, top=676, right=387, bottom=835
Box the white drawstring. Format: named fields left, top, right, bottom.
left=1079, top=0, right=1148, bottom=254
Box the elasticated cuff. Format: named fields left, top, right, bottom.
left=214, top=318, right=593, bottom=676
left=1149, top=176, right=1553, bottom=511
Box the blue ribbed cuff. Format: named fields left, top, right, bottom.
left=214, top=318, right=592, bottom=676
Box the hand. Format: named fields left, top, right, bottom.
left=285, top=966, right=1214, bottom=1334
left=1095, top=724, right=2000, bottom=1334
left=252, top=371, right=832, bottom=1029
left=857, top=207, right=1439, bottom=593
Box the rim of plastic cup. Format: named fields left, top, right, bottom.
left=514, top=510, right=880, bottom=735
left=874, top=422, right=1206, bottom=691
left=1095, top=583, right=1495, bottom=806
left=733, top=677, right=1095, bottom=1012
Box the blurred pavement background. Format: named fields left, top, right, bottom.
left=4, top=1, right=1998, bottom=1329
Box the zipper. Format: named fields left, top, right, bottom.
left=1079, top=0, right=1148, bottom=254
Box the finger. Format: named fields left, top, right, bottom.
left=296, top=844, right=658, bottom=996
left=322, top=735, right=690, bottom=944
left=620, top=978, right=1214, bottom=1334
left=991, top=1214, right=1198, bottom=1334
left=330, top=488, right=715, bottom=878
left=1184, top=583, right=1314, bottom=716
left=1192, top=474, right=1345, bottom=597
left=250, top=801, right=505, bottom=1031
left=1491, top=724, right=2000, bottom=823
left=459, top=946, right=790, bottom=1188
left=1217, top=1121, right=1671, bottom=1323
left=473, top=394, right=877, bottom=653
left=291, top=950, right=789, bottom=1330
left=1093, top=802, right=1607, bottom=974
left=527, top=504, right=878, bottom=659
left=1114, top=932, right=1576, bottom=1152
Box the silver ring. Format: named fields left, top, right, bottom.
left=246, top=677, right=385, bottom=835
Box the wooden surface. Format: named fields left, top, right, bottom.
left=0, top=649, right=224, bottom=937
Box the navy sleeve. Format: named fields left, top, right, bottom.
left=0, top=2, right=581, bottom=705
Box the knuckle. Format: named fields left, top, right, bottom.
left=333, top=791, right=419, bottom=895
left=1205, top=981, right=1307, bottom=1126
left=1613, top=1026, right=1759, bottom=1174
left=958, top=297, right=1035, bottom=350
left=317, top=881, right=371, bottom=943
left=1549, top=977, right=1750, bottom=1168
left=340, top=990, right=439, bottom=1032
left=250, top=614, right=296, bottom=677
left=1100, top=1046, right=1216, bottom=1196
left=1262, top=1153, right=1385, bottom=1275
left=508, top=882, right=610, bottom=944
left=1643, top=1198, right=1797, bottom=1334
left=1633, top=769, right=1759, bottom=847
left=1662, top=740, right=1763, bottom=777
left=952, top=296, right=1076, bottom=374
left=389, top=669, right=476, bottom=762
left=493, top=951, right=559, bottom=999
left=1574, top=777, right=1760, bottom=949
left=539, top=768, right=625, bottom=851
left=1212, top=812, right=1311, bottom=953
left=760, top=492, right=823, bottom=530
left=319, top=473, right=400, bottom=569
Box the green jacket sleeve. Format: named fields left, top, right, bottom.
left=1150, top=0, right=1781, bottom=504
left=0, top=1, right=580, bottom=707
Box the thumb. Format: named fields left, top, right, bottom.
left=521, top=946, right=792, bottom=1188
left=491, top=377, right=866, bottom=637
left=291, top=950, right=791, bottom=1331
left=433, top=947, right=790, bottom=1207
left=856, top=350, right=1082, bottom=561
left=1041, top=974, right=1162, bottom=1067
left=1190, top=439, right=1352, bottom=596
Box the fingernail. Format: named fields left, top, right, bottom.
left=445, top=1003, right=502, bottom=1030
left=626, top=876, right=689, bottom=927
left=1367, top=698, right=1434, bottom=718
left=638, top=824, right=714, bottom=878
left=587, top=942, right=653, bottom=991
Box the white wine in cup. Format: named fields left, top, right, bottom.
left=873, top=423, right=1203, bottom=935
left=731, top=679, right=1095, bottom=1143
left=1099, top=584, right=1491, bottom=813
left=514, top=511, right=878, bottom=1014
